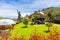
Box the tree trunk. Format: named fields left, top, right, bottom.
left=48, top=26, right=50, bottom=32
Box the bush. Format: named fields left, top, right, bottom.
left=45, top=22, right=53, bottom=27
left=23, top=18, right=29, bottom=27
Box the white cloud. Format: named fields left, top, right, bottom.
left=21, top=12, right=32, bottom=17
left=0, top=2, right=32, bottom=18
left=29, top=0, right=60, bottom=8
left=0, top=0, right=60, bottom=18
left=0, top=2, right=18, bottom=18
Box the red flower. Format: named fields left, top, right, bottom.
left=0, top=25, right=6, bottom=29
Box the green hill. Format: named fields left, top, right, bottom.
left=43, top=7, right=60, bottom=18
left=28, top=7, right=60, bottom=19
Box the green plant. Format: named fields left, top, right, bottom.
left=45, top=22, right=53, bottom=33
left=23, top=17, right=28, bottom=28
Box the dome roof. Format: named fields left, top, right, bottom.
left=0, top=19, right=16, bottom=25
left=38, top=12, right=44, bottom=15
left=38, top=11, right=45, bottom=18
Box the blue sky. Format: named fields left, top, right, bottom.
left=0, top=0, right=60, bottom=18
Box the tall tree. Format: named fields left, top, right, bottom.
left=32, top=11, right=39, bottom=24
left=17, top=10, right=21, bottom=19
left=17, top=10, right=21, bottom=23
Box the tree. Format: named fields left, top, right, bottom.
left=23, top=17, right=28, bottom=28
left=45, top=22, right=53, bottom=32
left=17, top=10, right=21, bottom=23
left=32, top=11, right=40, bottom=24
left=45, top=10, right=53, bottom=32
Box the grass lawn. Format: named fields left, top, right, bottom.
left=11, top=22, right=60, bottom=38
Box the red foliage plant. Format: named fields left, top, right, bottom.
left=0, top=25, right=6, bottom=30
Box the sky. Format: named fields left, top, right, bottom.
left=0, top=0, right=60, bottom=18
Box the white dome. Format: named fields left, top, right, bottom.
left=0, top=19, right=16, bottom=25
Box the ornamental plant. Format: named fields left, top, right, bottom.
left=10, top=25, right=14, bottom=30
left=0, top=25, right=6, bottom=30
left=23, top=17, right=28, bottom=28
left=45, top=22, right=53, bottom=33
left=0, top=25, right=14, bottom=30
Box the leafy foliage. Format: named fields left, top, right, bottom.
left=43, top=7, right=60, bottom=19
left=23, top=17, right=29, bottom=27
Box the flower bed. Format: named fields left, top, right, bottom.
left=0, top=25, right=14, bottom=30
left=0, top=25, right=14, bottom=37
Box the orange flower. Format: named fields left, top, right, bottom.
left=10, top=25, right=14, bottom=30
